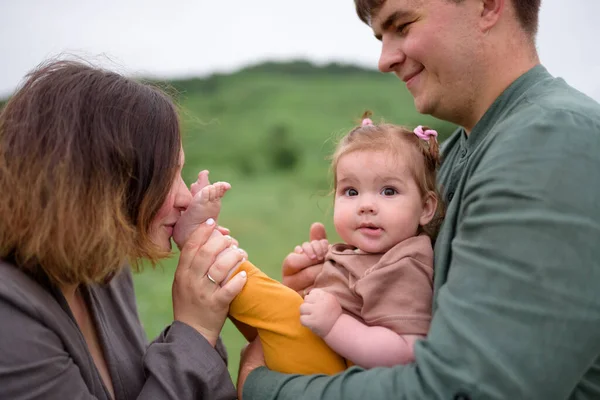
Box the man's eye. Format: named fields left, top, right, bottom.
left=382, top=187, right=397, bottom=196
left=396, top=22, right=411, bottom=35
left=345, top=188, right=358, bottom=196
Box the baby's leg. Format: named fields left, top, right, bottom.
left=172, top=171, right=231, bottom=246
left=177, top=173, right=346, bottom=374
left=228, top=261, right=347, bottom=375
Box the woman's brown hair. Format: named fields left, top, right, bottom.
left=0, top=59, right=181, bottom=286
left=330, top=112, right=445, bottom=241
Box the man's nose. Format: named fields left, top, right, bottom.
left=378, top=37, right=406, bottom=73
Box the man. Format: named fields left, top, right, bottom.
left=238, top=0, right=600, bottom=398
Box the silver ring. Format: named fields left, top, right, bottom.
left=206, top=273, right=217, bottom=284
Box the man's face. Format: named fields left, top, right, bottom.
left=371, top=0, right=482, bottom=122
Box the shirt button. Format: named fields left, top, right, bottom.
left=448, top=192, right=454, bottom=201
left=454, top=393, right=471, bottom=400
left=460, top=148, right=468, bottom=158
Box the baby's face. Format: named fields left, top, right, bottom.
left=333, top=149, right=428, bottom=253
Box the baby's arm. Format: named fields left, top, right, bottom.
left=300, top=289, right=421, bottom=368
left=324, top=314, right=421, bottom=368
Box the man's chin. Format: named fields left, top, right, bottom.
left=413, top=96, right=434, bottom=116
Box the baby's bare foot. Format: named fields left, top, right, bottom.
left=173, top=176, right=231, bottom=246
left=191, top=170, right=210, bottom=197
left=194, top=181, right=231, bottom=222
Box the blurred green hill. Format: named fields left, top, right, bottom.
left=165, top=60, right=454, bottom=185
left=141, top=60, right=456, bottom=379
left=1, top=60, right=456, bottom=380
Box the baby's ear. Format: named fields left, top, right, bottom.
left=419, top=191, right=437, bottom=226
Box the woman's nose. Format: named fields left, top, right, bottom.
left=174, top=177, right=193, bottom=211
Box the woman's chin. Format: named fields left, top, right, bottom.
left=149, top=234, right=174, bottom=252
left=162, top=233, right=176, bottom=251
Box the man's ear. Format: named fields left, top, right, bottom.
left=479, top=0, right=505, bottom=33
left=419, top=191, right=437, bottom=227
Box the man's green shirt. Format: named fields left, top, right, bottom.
left=244, top=66, right=600, bottom=400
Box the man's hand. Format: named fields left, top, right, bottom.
left=237, top=339, right=265, bottom=400
left=299, top=288, right=343, bottom=337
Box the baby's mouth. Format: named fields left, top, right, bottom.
left=358, top=223, right=382, bottom=234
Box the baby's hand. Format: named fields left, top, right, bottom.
left=293, top=239, right=330, bottom=261
left=282, top=238, right=328, bottom=298
left=299, top=289, right=342, bottom=337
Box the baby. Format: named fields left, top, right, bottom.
left=174, top=112, right=443, bottom=373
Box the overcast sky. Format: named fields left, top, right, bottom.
left=1, top=0, right=599, bottom=101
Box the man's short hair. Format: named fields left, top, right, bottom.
left=355, top=0, right=541, bottom=36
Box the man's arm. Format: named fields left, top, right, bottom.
left=242, top=115, right=600, bottom=400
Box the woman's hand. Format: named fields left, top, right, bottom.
left=172, top=218, right=247, bottom=346
left=282, top=222, right=328, bottom=297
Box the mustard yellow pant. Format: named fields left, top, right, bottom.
left=228, top=261, right=347, bottom=375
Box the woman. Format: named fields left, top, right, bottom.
left=0, top=59, right=247, bottom=399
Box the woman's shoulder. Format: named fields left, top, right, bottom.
left=0, top=259, right=81, bottom=364
left=0, top=260, right=139, bottom=337
left=0, top=260, right=114, bottom=398
left=0, top=259, right=61, bottom=319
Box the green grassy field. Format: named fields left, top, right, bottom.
left=132, top=176, right=343, bottom=381
left=131, top=61, right=456, bottom=380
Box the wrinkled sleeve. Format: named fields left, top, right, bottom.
left=0, top=273, right=236, bottom=400
left=242, top=112, right=600, bottom=400
left=0, top=303, right=236, bottom=400
left=141, top=322, right=236, bottom=399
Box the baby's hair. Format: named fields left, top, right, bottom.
left=330, top=111, right=445, bottom=241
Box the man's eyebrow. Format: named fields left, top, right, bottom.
left=374, top=10, right=410, bottom=40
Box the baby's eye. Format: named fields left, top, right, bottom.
left=344, top=188, right=358, bottom=197
left=381, top=187, right=397, bottom=196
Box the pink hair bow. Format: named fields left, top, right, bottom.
left=361, top=118, right=373, bottom=127
left=413, top=125, right=438, bottom=141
